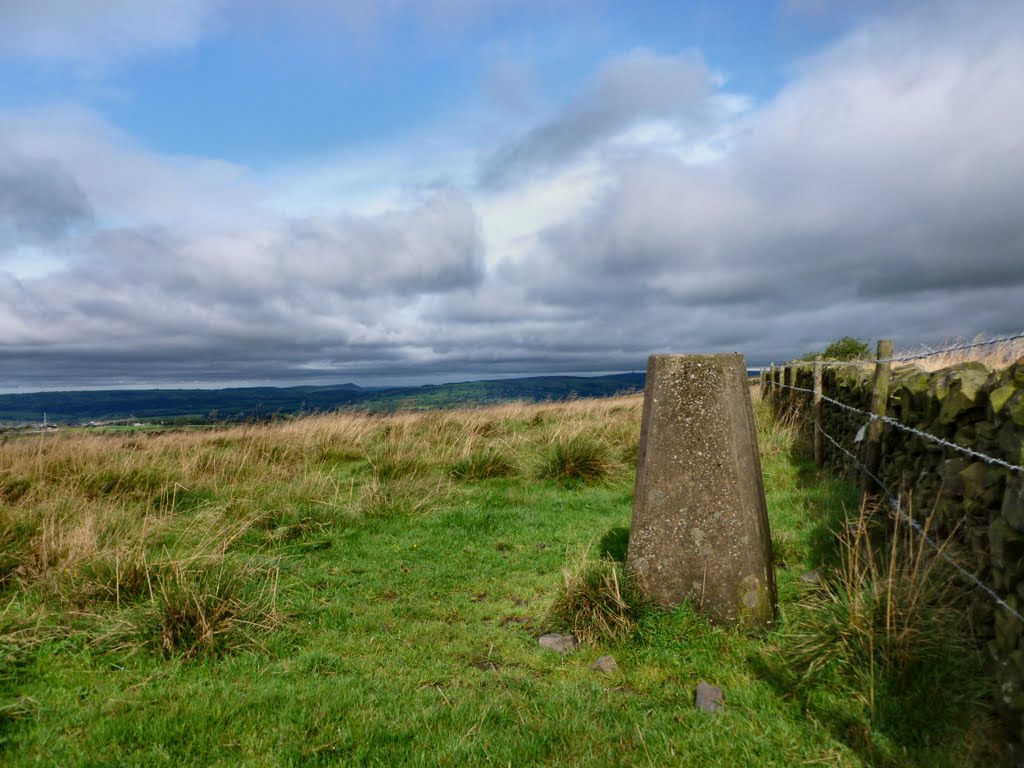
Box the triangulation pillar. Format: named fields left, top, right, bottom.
left=626, top=353, right=776, bottom=627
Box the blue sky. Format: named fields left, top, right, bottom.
left=1, top=0, right=1022, bottom=390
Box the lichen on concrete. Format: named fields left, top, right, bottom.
left=626, top=353, right=776, bottom=628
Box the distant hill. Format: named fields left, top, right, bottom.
left=0, top=373, right=645, bottom=424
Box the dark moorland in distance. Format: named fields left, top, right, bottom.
left=0, top=373, right=647, bottom=426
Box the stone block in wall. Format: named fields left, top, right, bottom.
left=960, top=461, right=1006, bottom=506
left=992, top=385, right=1018, bottom=417
left=932, top=496, right=964, bottom=531
left=939, top=458, right=968, bottom=496
left=954, top=423, right=978, bottom=448
left=891, top=365, right=930, bottom=422
left=954, top=421, right=995, bottom=450
left=1005, top=476, right=1024, bottom=533
left=930, top=364, right=989, bottom=424
left=833, top=366, right=873, bottom=402
left=1005, top=390, right=1024, bottom=428
left=997, top=423, right=1024, bottom=466
left=989, top=518, right=1024, bottom=574
left=970, top=525, right=991, bottom=565
left=971, top=599, right=995, bottom=638
left=1003, top=358, right=1024, bottom=388
left=995, top=601, right=1023, bottom=655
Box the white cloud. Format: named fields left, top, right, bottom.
left=1, top=0, right=1022, bottom=388
left=480, top=48, right=718, bottom=187
left=0, top=107, right=263, bottom=237
left=0, top=0, right=566, bottom=63
left=0, top=0, right=223, bottom=60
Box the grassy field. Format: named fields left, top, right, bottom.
left=0, top=391, right=1002, bottom=766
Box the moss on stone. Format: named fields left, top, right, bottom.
left=991, top=385, right=1018, bottom=416
left=937, top=368, right=990, bottom=424
left=1007, top=390, right=1024, bottom=428
left=1004, top=477, right=1024, bottom=534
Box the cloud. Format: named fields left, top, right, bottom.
left=0, top=151, right=93, bottom=245
left=0, top=185, right=483, bottom=387
left=0, top=107, right=261, bottom=231
left=446, top=0, right=1024, bottom=366
left=480, top=48, right=715, bottom=188
left=0, top=0, right=561, bottom=63
left=2, top=0, right=1023, bottom=390
left=785, top=0, right=830, bottom=15
left=0, top=0, right=222, bottom=60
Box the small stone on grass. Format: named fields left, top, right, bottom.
left=695, top=681, right=724, bottom=713
left=591, top=655, right=618, bottom=674
left=538, top=633, right=579, bottom=654
left=798, top=569, right=821, bottom=585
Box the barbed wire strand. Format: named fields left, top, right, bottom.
left=772, top=381, right=1024, bottom=473
left=813, top=421, right=1024, bottom=625
left=759, top=330, right=1024, bottom=371
left=878, top=331, right=1024, bottom=365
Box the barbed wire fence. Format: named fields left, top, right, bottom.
left=763, top=331, right=1024, bottom=623
left=803, top=331, right=1024, bottom=369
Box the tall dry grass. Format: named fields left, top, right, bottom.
left=769, top=497, right=993, bottom=756
left=0, top=395, right=645, bottom=659
left=895, top=334, right=1024, bottom=372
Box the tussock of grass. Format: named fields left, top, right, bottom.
left=448, top=449, right=516, bottom=481
left=71, top=551, right=154, bottom=606
left=79, top=464, right=170, bottom=501
left=0, top=475, right=32, bottom=504
left=0, top=510, right=36, bottom=589
left=547, top=551, right=643, bottom=644
left=150, top=484, right=216, bottom=514
left=771, top=529, right=802, bottom=568
left=770, top=501, right=990, bottom=757
left=0, top=602, right=49, bottom=726
left=354, top=477, right=449, bottom=518
left=598, top=525, right=630, bottom=562
left=751, top=386, right=804, bottom=460
left=148, top=558, right=281, bottom=659
left=0, top=392, right=999, bottom=766
left=539, top=434, right=611, bottom=484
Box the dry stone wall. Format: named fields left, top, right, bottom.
left=766, top=358, right=1024, bottom=738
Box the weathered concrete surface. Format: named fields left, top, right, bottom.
left=626, top=354, right=776, bottom=627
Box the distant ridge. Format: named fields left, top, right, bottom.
left=0, top=373, right=645, bottom=424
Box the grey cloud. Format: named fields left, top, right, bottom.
left=284, top=190, right=484, bottom=296
left=0, top=189, right=484, bottom=387
left=5, top=1, right=1024, bottom=390
left=0, top=107, right=261, bottom=233
left=480, top=48, right=713, bottom=188
left=442, top=1, right=1024, bottom=369
left=0, top=152, right=93, bottom=244
left=485, top=59, right=535, bottom=115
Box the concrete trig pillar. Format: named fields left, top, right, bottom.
left=626, top=354, right=776, bottom=627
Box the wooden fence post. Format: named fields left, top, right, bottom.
left=862, top=339, right=894, bottom=499
left=786, top=364, right=797, bottom=415
left=813, top=357, right=823, bottom=467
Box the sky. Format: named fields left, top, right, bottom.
left=1, top=0, right=1022, bottom=391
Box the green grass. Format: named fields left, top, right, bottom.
left=0, top=395, right=1001, bottom=766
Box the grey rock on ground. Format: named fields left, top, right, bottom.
left=538, top=633, right=579, bottom=654
left=591, top=655, right=618, bottom=674
left=695, top=681, right=724, bottom=713
left=799, top=569, right=822, bottom=585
